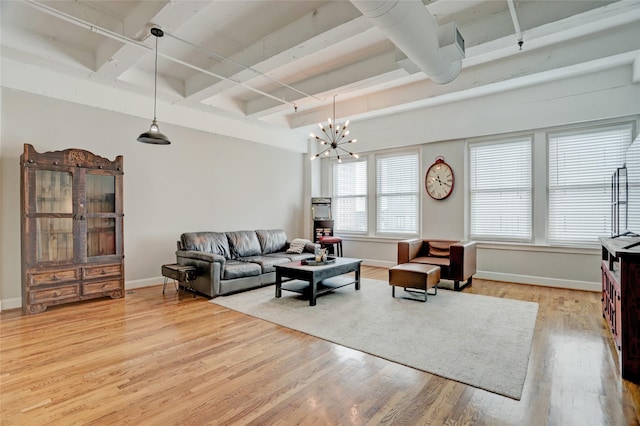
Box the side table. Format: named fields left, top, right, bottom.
left=161, top=264, right=198, bottom=298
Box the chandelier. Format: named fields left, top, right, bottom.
left=309, top=96, right=358, bottom=163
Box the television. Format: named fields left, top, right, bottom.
left=623, top=135, right=640, bottom=238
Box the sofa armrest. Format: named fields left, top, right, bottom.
left=175, top=250, right=226, bottom=297
left=397, top=238, right=425, bottom=264
left=449, top=241, right=477, bottom=281
left=304, top=242, right=320, bottom=253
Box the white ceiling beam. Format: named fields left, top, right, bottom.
left=289, top=33, right=640, bottom=131
left=1, top=25, right=95, bottom=71
left=181, top=1, right=368, bottom=102
left=95, top=1, right=208, bottom=80
left=242, top=49, right=409, bottom=118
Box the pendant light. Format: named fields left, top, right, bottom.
left=137, top=27, right=171, bottom=145
left=309, top=95, right=358, bottom=163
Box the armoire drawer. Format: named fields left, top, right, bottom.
left=29, top=284, right=80, bottom=303
left=83, top=279, right=122, bottom=295
left=28, top=268, right=79, bottom=287
left=83, top=264, right=122, bottom=280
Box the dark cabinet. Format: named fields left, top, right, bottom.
left=313, top=219, right=334, bottom=243
left=600, top=237, right=640, bottom=382
left=20, top=144, right=124, bottom=314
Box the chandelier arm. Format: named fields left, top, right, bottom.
left=318, top=147, right=333, bottom=156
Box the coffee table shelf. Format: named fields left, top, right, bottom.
left=280, top=276, right=357, bottom=297
left=275, top=257, right=362, bottom=306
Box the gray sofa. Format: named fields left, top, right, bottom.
left=175, top=229, right=317, bottom=298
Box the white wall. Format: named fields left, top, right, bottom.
left=330, top=65, right=640, bottom=291
left=3, top=63, right=639, bottom=309
left=1, top=89, right=307, bottom=309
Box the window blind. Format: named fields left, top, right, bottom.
left=469, top=138, right=532, bottom=242
left=333, top=160, right=367, bottom=233
left=627, top=138, right=640, bottom=234
left=376, top=153, right=419, bottom=234
left=548, top=124, right=633, bottom=246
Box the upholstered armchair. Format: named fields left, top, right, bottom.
left=397, top=239, right=477, bottom=291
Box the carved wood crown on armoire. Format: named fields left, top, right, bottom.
left=20, top=144, right=124, bottom=315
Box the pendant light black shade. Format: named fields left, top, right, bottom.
left=137, top=119, right=171, bottom=144
left=137, top=27, right=171, bottom=145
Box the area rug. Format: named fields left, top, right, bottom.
left=211, top=278, right=538, bottom=400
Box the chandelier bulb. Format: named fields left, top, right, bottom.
left=345, top=120, right=350, bottom=127
left=344, top=130, right=350, bottom=136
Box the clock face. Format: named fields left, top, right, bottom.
left=425, top=160, right=454, bottom=200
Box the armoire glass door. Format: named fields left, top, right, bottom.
left=34, top=170, right=74, bottom=263
left=85, top=173, right=117, bottom=258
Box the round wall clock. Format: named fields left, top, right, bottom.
left=425, top=156, right=454, bottom=200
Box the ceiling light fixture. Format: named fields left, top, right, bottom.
left=137, top=27, right=171, bottom=145
left=309, top=96, right=358, bottom=163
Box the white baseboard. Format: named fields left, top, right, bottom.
left=475, top=271, right=599, bottom=292
left=1, top=297, right=22, bottom=311
left=362, top=259, right=396, bottom=269
left=0, top=279, right=164, bottom=312
left=361, top=259, right=600, bottom=292
left=0, top=269, right=601, bottom=312
left=125, top=277, right=163, bottom=290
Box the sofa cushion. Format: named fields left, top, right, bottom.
left=240, top=255, right=290, bottom=273
left=227, top=231, right=262, bottom=258
left=411, top=256, right=450, bottom=267
left=180, top=232, right=231, bottom=258
left=256, top=229, right=288, bottom=254
left=223, top=260, right=262, bottom=280
left=267, top=252, right=315, bottom=262
left=428, top=241, right=451, bottom=258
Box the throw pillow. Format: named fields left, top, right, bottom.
left=287, top=238, right=310, bottom=254
left=428, top=241, right=451, bottom=257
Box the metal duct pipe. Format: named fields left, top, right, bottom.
left=350, top=0, right=461, bottom=84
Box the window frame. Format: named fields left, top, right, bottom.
left=547, top=122, right=634, bottom=247
left=468, top=136, right=533, bottom=243
left=330, top=148, right=421, bottom=238
left=375, top=151, right=420, bottom=236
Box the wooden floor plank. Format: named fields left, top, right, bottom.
left=1, top=266, right=639, bottom=425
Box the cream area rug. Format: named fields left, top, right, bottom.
left=211, top=278, right=538, bottom=400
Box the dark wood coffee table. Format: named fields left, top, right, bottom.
left=275, top=257, right=362, bottom=306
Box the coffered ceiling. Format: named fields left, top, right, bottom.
left=2, top=0, right=639, bottom=149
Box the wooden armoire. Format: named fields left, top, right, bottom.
left=20, top=144, right=124, bottom=314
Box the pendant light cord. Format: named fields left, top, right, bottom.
left=153, top=35, right=158, bottom=121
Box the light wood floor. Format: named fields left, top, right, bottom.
left=2, top=266, right=639, bottom=425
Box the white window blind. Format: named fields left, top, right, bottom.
left=548, top=124, right=632, bottom=246
left=469, top=138, right=532, bottom=242
left=376, top=153, right=419, bottom=234
left=333, top=160, right=367, bottom=233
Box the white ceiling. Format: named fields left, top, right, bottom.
left=2, top=0, right=640, bottom=150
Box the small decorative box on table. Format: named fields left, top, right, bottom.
left=161, top=264, right=198, bottom=298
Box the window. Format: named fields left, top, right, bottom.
left=333, top=160, right=367, bottom=233
left=469, top=137, right=532, bottom=242
left=548, top=124, right=633, bottom=246
left=376, top=153, right=419, bottom=234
